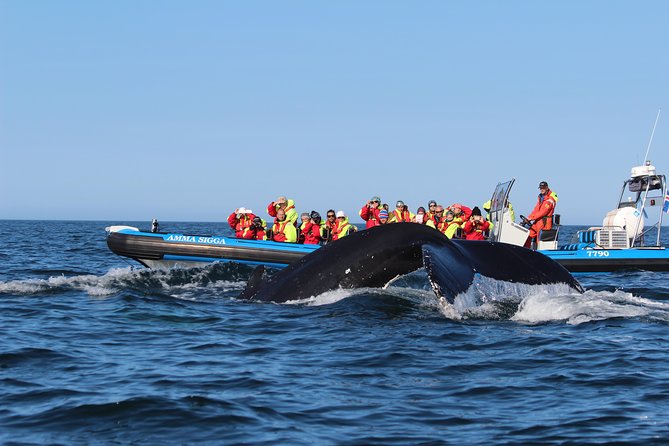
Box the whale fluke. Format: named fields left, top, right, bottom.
left=239, top=223, right=583, bottom=303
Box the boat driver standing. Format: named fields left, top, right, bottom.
left=522, top=181, right=558, bottom=249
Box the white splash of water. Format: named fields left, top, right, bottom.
left=0, top=266, right=246, bottom=299
left=434, top=274, right=669, bottom=324
left=512, top=289, right=669, bottom=325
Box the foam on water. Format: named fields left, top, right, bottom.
left=513, top=289, right=669, bottom=325
left=0, top=265, right=247, bottom=299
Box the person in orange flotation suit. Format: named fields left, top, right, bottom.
left=523, top=181, right=558, bottom=248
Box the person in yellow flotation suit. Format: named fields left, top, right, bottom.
left=271, top=208, right=297, bottom=243
left=332, top=210, right=357, bottom=240
left=267, top=196, right=298, bottom=225
left=482, top=199, right=515, bottom=225
left=438, top=210, right=463, bottom=239
left=388, top=200, right=414, bottom=223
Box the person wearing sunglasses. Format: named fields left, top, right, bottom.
left=359, top=195, right=383, bottom=228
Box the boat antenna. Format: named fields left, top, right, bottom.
left=643, top=108, right=662, bottom=164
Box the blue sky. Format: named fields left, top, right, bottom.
left=2, top=1, right=668, bottom=224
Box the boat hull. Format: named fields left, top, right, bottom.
left=541, top=247, right=669, bottom=272
left=106, top=227, right=319, bottom=269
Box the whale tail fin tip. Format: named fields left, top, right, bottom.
left=239, top=265, right=267, bottom=300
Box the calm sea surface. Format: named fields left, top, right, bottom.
left=1, top=220, right=669, bottom=445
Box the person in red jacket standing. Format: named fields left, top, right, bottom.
left=523, top=181, right=558, bottom=248
left=360, top=196, right=382, bottom=228
left=227, top=207, right=256, bottom=238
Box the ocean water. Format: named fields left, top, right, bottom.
left=1, top=219, right=669, bottom=445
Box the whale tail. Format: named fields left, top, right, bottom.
left=239, top=223, right=583, bottom=303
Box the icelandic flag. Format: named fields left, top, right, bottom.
left=663, top=193, right=669, bottom=214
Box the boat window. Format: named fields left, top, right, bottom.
left=628, top=176, right=662, bottom=192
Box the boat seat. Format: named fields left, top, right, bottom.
left=578, top=230, right=597, bottom=243
left=559, top=242, right=590, bottom=251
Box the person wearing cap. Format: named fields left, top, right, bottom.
left=271, top=208, right=298, bottom=243
left=360, top=196, right=383, bottom=228
left=227, top=207, right=257, bottom=238
left=388, top=200, right=414, bottom=223
left=332, top=210, right=357, bottom=241
left=523, top=181, right=558, bottom=248
left=463, top=206, right=491, bottom=240
left=298, top=212, right=322, bottom=245
left=267, top=196, right=298, bottom=225
left=243, top=216, right=268, bottom=240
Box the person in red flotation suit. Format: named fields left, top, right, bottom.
left=227, top=207, right=256, bottom=238
left=360, top=196, right=382, bottom=228
left=298, top=212, right=323, bottom=245
left=242, top=216, right=267, bottom=240
left=463, top=207, right=490, bottom=240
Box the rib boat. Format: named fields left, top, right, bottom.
left=106, top=225, right=319, bottom=269
left=487, top=162, right=669, bottom=272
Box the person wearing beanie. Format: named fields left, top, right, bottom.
left=378, top=209, right=389, bottom=224
left=414, top=206, right=427, bottom=224
left=463, top=206, right=490, bottom=241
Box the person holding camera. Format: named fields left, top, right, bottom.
left=463, top=206, right=490, bottom=240
left=360, top=196, right=382, bottom=228
left=243, top=216, right=267, bottom=240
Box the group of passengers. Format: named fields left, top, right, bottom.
left=227, top=197, right=357, bottom=245
left=228, top=181, right=556, bottom=249
left=229, top=196, right=491, bottom=245
left=360, top=197, right=490, bottom=241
